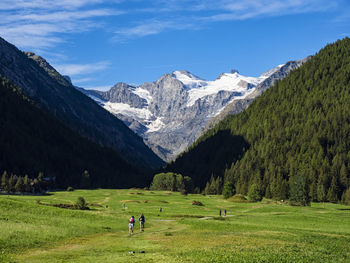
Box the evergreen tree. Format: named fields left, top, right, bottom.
left=265, top=185, right=272, bottom=199
left=1, top=171, right=9, bottom=192
left=14, top=177, right=24, bottom=193
left=222, top=182, right=235, bottom=199
left=289, top=174, right=310, bottom=206
left=248, top=184, right=263, bottom=202
left=23, top=175, right=31, bottom=193
left=327, top=176, right=339, bottom=202
left=317, top=182, right=326, bottom=202
left=340, top=164, right=349, bottom=189
left=309, top=178, right=318, bottom=202
left=341, top=188, right=350, bottom=205
left=215, top=176, right=223, bottom=194
left=183, top=176, right=193, bottom=194
left=8, top=174, right=15, bottom=193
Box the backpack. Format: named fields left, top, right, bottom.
left=130, top=218, right=134, bottom=223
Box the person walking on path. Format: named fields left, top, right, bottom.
left=128, top=216, right=135, bottom=234
left=224, top=209, right=227, bottom=216
left=139, top=213, right=145, bottom=232
left=219, top=209, right=222, bottom=216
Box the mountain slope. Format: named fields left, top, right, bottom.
left=165, top=38, right=350, bottom=202
left=0, top=37, right=163, bottom=169
left=204, top=57, right=311, bottom=131
left=82, top=63, right=305, bottom=161
left=0, top=76, right=147, bottom=188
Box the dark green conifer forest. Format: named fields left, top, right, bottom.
left=166, top=38, right=350, bottom=203
left=0, top=76, right=149, bottom=189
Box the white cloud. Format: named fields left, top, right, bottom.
left=0, top=1, right=123, bottom=50
left=54, top=61, right=110, bottom=76
left=113, top=0, right=338, bottom=41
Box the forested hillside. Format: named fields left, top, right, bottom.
left=0, top=76, right=149, bottom=189
left=0, top=37, right=164, bottom=170
left=166, top=38, right=350, bottom=202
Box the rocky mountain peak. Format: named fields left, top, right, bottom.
left=25, top=51, right=72, bottom=88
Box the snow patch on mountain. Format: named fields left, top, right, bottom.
left=132, top=87, right=152, bottom=104
left=184, top=71, right=264, bottom=107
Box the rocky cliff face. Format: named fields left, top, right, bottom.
left=0, top=37, right=164, bottom=169
left=81, top=59, right=308, bottom=161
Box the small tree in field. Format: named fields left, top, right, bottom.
left=76, top=197, right=88, bottom=210
left=289, top=174, right=310, bottom=206
left=248, top=184, right=263, bottom=202
left=222, top=182, right=235, bottom=199
left=1, top=171, right=9, bottom=192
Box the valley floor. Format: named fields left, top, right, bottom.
left=1, top=189, right=350, bottom=262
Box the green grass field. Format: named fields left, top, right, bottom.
left=1, top=189, right=350, bottom=262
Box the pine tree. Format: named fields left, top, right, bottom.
left=14, top=176, right=24, bottom=193
left=265, top=185, right=272, bottom=199
left=222, top=182, right=235, bottom=199
left=215, top=176, right=223, bottom=194
left=309, top=178, right=318, bottom=202
left=248, top=184, right=263, bottom=202
left=327, top=176, right=339, bottom=202
left=23, top=175, right=31, bottom=193
left=341, top=188, right=350, bottom=205
left=289, top=174, right=310, bottom=206
left=317, top=182, right=326, bottom=202
left=8, top=174, right=15, bottom=193
left=1, top=171, right=9, bottom=192
left=340, top=164, right=349, bottom=190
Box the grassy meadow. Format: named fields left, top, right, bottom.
left=0, top=189, right=350, bottom=262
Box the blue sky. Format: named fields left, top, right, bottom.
left=1, top=0, right=349, bottom=90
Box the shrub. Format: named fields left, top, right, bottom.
left=192, top=200, right=204, bottom=206
left=228, top=194, right=248, bottom=203
left=67, top=186, right=74, bottom=191
left=76, top=197, right=88, bottom=210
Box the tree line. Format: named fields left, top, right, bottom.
left=1, top=171, right=50, bottom=194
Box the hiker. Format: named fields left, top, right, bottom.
left=224, top=209, right=227, bottom=216
left=219, top=209, right=221, bottom=216
left=122, top=202, right=125, bottom=209
left=139, top=213, right=145, bottom=232
left=160, top=207, right=162, bottom=212
left=128, top=216, right=135, bottom=234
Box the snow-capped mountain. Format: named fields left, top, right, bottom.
left=81, top=59, right=308, bottom=161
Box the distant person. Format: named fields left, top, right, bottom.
left=160, top=207, right=162, bottom=212
left=224, top=209, right=227, bottom=216
left=129, top=216, right=135, bottom=234
left=219, top=209, right=222, bottom=216
left=122, top=202, right=125, bottom=209
left=139, top=213, right=145, bottom=232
